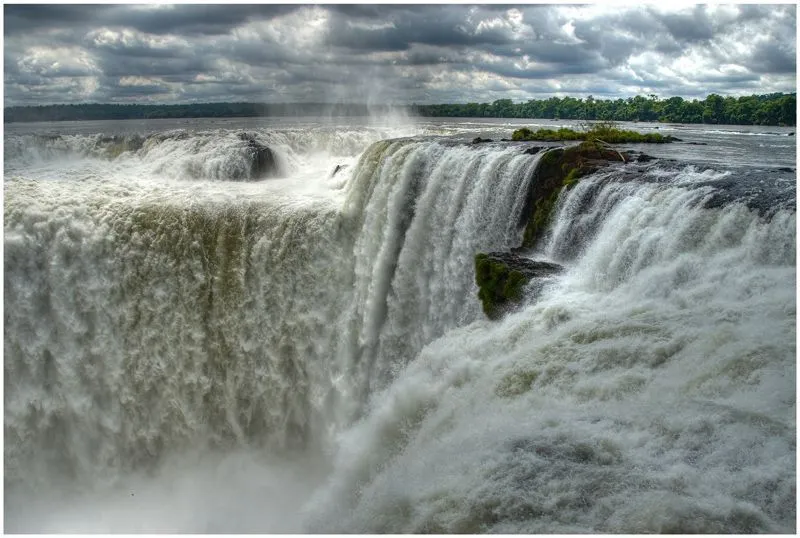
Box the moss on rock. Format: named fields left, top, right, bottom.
left=520, top=142, right=629, bottom=249
left=476, top=253, right=513, bottom=320
left=475, top=252, right=563, bottom=319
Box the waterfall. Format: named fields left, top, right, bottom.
left=4, top=126, right=795, bottom=533
left=304, top=162, right=795, bottom=533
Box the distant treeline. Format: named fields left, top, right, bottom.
left=3, top=102, right=397, bottom=123
left=412, top=93, right=796, bottom=126
left=4, top=93, right=796, bottom=126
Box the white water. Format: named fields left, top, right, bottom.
left=4, top=120, right=796, bottom=533
left=306, top=171, right=795, bottom=533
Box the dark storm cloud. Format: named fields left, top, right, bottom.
left=571, top=11, right=664, bottom=66
left=4, top=4, right=301, bottom=36
left=324, top=5, right=515, bottom=52
left=4, top=4, right=115, bottom=35
left=748, top=41, right=797, bottom=74
left=326, top=4, right=418, bottom=20
left=119, top=5, right=302, bottom=36
left=3, top=4, right=796, bottom=106
left=652, top=5, right=715, bottom=43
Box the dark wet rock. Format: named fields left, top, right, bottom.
left=475, top=252, right=563, bottom=320
left=473, top=137, right=493, bottom=144
left=238, top=133, right=278, bottom=179
left=331, top=164, right=348, bottom=177
left=633, top=152, right=656, bottom=163
left=248, top=143, right=277, bottom=179
left=685, top=142, right=708, bottom=145
left=788, top=132, right=795, bottom=136
left=777, top=167, right=795, bottom=173
left=523, top=146, right=544, bottom=155
left=484, top=252, right=563, bottom=279
left=680, top=167, right=796, bottom=216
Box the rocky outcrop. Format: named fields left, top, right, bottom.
left=519, top=141, right=632, bottom=249
left=238, top=134, right=278, bottom=179
left=475, top=140, right=651, bottom=320
left=475, top=252, right=563, bottom=320
left=522, top=146, right=545, bottom=155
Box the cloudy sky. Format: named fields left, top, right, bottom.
left=4, top=3, right=797, bottom=106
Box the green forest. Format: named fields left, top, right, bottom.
left=4, top=93, right=796, bottom=126
left=412, top=93, right=796, bottom=126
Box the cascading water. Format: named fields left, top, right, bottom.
left=331, top=139, right=540, bottom=418
left=4, top=119, right=795, bottom=533
left=4, top=126, right=382, bottom=531
left=304, top=161, right=795, bottom=533
left=4, top=182, right=348, bottom=499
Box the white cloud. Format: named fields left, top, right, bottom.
left=17, top=46, right=99, bottom=77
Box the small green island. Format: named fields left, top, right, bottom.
left=511, top=121, right=679, bottom=144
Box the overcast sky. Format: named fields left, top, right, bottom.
left=4, top=4, right=797, bottom=106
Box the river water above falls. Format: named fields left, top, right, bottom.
left=4, top=117, right=796, bottom=533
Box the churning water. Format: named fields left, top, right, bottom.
left=4, top=117, right=796, bottom=532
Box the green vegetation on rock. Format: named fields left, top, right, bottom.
left=512, top=127, right=584, bottom=141
left=475, top=253, right=529, bottom=320
left=522, top=186, right=563, bottom=249
left=562, top=166, right=581, bottom=188
left=520, top=141, right=627, bottom=249
left=512, top=122, right=676, bottom=144
left=473, top=139, right=632, bottom=322
left=474, top=252, right=563, bottom=320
